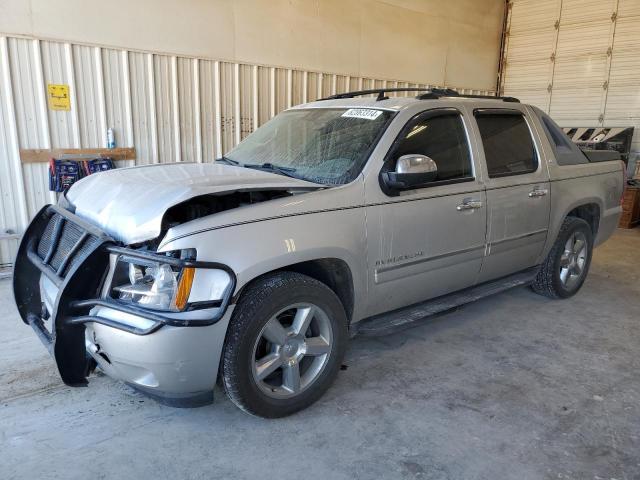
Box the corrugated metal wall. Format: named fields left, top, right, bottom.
left=501, top=0, right=640, bottom=167
left=0, top=34, right=495, bottom=264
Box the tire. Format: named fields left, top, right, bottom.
left=531, top=216, right=593, bottom=299
left=221, top=271, right=348, bottom=418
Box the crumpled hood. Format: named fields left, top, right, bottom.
left=66, top=162, right=321, bottom=244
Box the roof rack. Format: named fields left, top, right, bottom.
left=321, top=87, right=520, bottom=103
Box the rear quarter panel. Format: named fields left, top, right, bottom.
left=545, top=161, right=623, bottom=255
left=524, top=105, right=623, bottom=257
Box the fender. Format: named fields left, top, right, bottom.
left=159, top=207, right=369, bottom=323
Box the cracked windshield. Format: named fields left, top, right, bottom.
left=224, top=108, right=393, bottom=185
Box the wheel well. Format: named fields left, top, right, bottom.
left=234, top=259, right=355, bottom=323
left=280, top=259, right=355, bottom=323
left=567, top=203, right=600, bottom=236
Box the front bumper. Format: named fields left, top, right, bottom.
left=85, top=305, right=234, bottom=406
left=13, top=205, right=236, bottom=406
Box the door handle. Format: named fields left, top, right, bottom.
left=528, top=188, right=548, bottom=198
left=456, top=199, right=483, bottom=211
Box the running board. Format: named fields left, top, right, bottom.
left=354, top=267, right=539, bottom=337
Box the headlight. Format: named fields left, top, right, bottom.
left=115, top=263, right=184, bottom=311
left=109, top=249, right=229, bottom=312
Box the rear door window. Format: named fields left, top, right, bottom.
left=474, top=111, right=538, bottom=178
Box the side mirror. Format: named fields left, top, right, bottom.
left=382, top=154, right=438, bottom=191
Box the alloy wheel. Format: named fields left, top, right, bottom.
left=251, top=303, right=333, bottom=399
left=559, top=231, right=588, bottom=290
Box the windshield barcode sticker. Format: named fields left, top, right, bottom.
left=341, top=108, right=383, bottom=120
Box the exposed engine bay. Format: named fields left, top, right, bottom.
left=157, top=189, right=295, bottom=243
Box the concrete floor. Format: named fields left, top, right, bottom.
left=1, top=230, right=639, bottom=480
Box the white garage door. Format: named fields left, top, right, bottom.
left=501, top=0, right=640, bottom=166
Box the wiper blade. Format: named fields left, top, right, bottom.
left=245, top=162, right=296, bottom=172
left=243, top=163, right=300, bottom=179
left=215, top=156, right=240, bottom=165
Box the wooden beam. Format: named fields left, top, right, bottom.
left=20, top=147, right=136, bottom=163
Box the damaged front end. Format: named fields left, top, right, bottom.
left=158, top=189, right=293, bottom=246
left=65, top=162, right=324, bottom=245
left=13, top=204, right=236, bottom=389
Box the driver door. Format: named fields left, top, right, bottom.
left=364, top=108, right=487, bottom=317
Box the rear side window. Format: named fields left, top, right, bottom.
left=475, top=111, right=538, bottom=178
left=390, top=112, right=472, bottom=181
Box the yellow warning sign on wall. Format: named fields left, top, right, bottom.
left=47, top=84, right=71, bottom=111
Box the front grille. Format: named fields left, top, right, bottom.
left=37, top=214, right=62, bottom=258
left=36, top=213, right=103, bottom=277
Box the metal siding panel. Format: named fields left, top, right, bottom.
left=199, top=59, right=217, bottom=163
left=7, top=38, right=47, bottom=150
left=503, top=59, right=550, bottom=91
left=501, top=86, right=550, bottom=112
left=395, top=81, right=409, bottom=96
left=549, top=2, right=615, bottom=123
left=177, top=57, right=197, bottom=162
left=560, top=0, right=617, bottom=25
left=611, top=16, right=640, bottom=52
left=8, top=38, right=53, bottom=216
left=291, top=70, right=305, bottom=107
left=605, top=17, right=640, bottom=120
left=153, top=55, right=177, bottom=163
left=40, top=40, right=76, bottom=149
left=509, top=0, right=559, bottom=33
left=505, top=29, right=557, bottom=64
left=618, top=0, right=640, bottom=18
left=306, top=72, right=320, bottom=102
left=72, top=44, right=102, bottom=147
left=552, top=57, right=608, bottom=88
left=549, top=57, right=607, bottom=122
left=238, top=63, right=253, bottom=140
left=255, top=66, right=271, bottom=127
left=274, top=68, right=288, bottom=114
left=321, top=73, right=333, bottom=98
left=0, top=37, right=28, bottom=264
left=361, top=78, right=375, bottom=97
left=555, top=21, right=612, bottom=58
left=103, top=48, right=132, bottom=151
left=129, top=52, right=156, bottom=165
left=335, top=74, right=347, bottom=95
left=505, top=0, right=640, bottom=156
left=220, top=62, right=235, bottom=154
left=554, top=25, right=612, bottom=124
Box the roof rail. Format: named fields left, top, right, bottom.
left=321, top=87, right=520, bottom=103
left=324, top=87, right=429, bottom=101
left=416, top=89, right=520, bottom=103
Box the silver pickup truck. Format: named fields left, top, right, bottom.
left=13, top=88, right=624, bottom=417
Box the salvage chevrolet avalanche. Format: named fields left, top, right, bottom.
left=13, top=88, right=624, bottom=417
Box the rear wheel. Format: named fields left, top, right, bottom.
left=221, top=272, right=347, bottom=418
left=532, top=216, right=593, bottom=299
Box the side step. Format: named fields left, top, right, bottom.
left=354, top=267, right=539, bottom=337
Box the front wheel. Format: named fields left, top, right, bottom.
left=532, top=216, right=593, bottom=299
left=221, top=272, right=348, bottom=418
